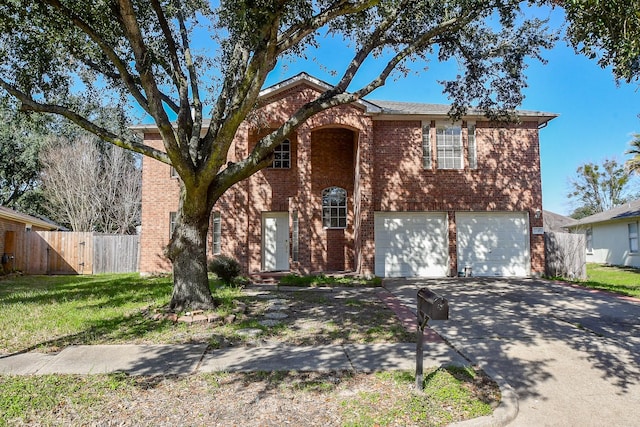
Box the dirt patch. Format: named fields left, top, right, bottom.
left=10, top=370, right=500, bottom=426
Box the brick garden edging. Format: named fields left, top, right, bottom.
left=141, top=300, right=247, bottom=324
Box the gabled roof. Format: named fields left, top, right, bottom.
left=570, top=199, right=640, bottom=227
left=131, top=72, right=558, bottom=131
left=0, top=206, right=61, bottom=230
left=543, top=210, right=578, bottom=232
left=258, top=72, right=382, bottom=113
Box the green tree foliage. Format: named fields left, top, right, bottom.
left=625, top=134, right=640, bottom=175
left=561, top=0, right=640, bottom=83
left=0, top=1, right=557, bottom=311
left=568, top=159, right=632, bottom=219
left=0, top=98, right=48, bottom=216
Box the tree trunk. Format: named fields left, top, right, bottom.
left=167, top=206, right=216, bottom=312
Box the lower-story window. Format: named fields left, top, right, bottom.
left=629, top=222, right=638, bottom=253
left=322, top=187, right=347, bottom=229
left=169, top=212, right=177, bottom=238
left=212, top=211, right=221, bottom=255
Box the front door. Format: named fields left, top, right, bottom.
left=262, top=212, right=289, bottom=271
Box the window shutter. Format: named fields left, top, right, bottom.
left=422, top=122, right=431, bottom=169
left=468, top=124, right=477, bottom=169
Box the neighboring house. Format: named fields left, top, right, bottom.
left=0, top=206, right=60, bottom=271
left=543, top=210, right=578, bottom=233
left=136, top=73, right=556, bottom=278
left=568, top=199, right=640, bottom=268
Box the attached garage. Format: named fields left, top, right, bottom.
left=456, top=212, right=530, bottom=277
left=374, top=212, right=449, bottom=277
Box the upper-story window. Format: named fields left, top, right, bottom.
left=271, top=139, right=291, bottom=169
left=322, top=187, right=347, bottom=229
left=436, top=124, right=463, bottom=169
left=170, top=166, right=178, bottom=178
left=424, top=122, right=477, bottom=170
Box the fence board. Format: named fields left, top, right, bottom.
left=93, top=234, right=139, bottom=274
left=5, top=231, right=138, bottom=275
left=545, top=232, right=586, bottom=280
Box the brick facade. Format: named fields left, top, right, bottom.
left=138, top=74, right=552, bottom=277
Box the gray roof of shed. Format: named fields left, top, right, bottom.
left=571, top=199, right=640, bottom=227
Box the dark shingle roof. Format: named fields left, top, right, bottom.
left=571, top=199, right=640, bottom=227
left=543, top=210, right=579, bottom=232
left=368, top=100, right=558, bottom=124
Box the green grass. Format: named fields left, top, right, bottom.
left=0, top=274, right=244, bottom=353
left=0, top=373, right=136, bottom=426
left=341, top=367, right=496, bottom=426
left=580, top=264, right=640, bottom=298
left=0, top=370, right=498, bottom=426
left=278, top=273, right=382, bottom=287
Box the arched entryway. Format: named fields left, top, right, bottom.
left=309, top=127, right=356, bottom=271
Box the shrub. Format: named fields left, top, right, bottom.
left=208, top=255, right=242, bottom=284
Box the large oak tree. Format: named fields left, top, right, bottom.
left=0, top=0, right=556, bottom=311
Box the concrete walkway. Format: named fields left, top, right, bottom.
left=383, top=278, right=640, bottom=427
left=0, top=342, right=465, bottom=376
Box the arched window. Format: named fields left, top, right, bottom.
left=322, top=187, right=347, bottom=229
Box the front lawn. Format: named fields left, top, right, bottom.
left=0, top=274, right=245, bottom=354
left=0, top=273, right=412, bottom=354
left=581, top=264, right=640, bottom=298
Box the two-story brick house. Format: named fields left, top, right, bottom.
left=136, top=73, right=556, bottom=278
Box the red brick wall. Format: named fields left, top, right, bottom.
left=139, top=83, right=545, bottom=277
left=139, top=134, right=180, bottom=274
left=372, top=119, right=545, bottom=275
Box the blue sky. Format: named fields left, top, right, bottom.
left=260, top=7, right=639, bottom=217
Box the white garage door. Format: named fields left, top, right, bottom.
left=374, top=212, right=449, bottom=278
left=456, top=212, right=530, bottom=277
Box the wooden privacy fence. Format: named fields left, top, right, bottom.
left=6, top=231, right=139, bottom=275
left=544, top=231, right=587, bottom=280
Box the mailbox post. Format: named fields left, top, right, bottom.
left=416, top=288, right=449, bottom=391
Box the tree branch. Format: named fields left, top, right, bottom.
left=40, top=0, right=152, bottom=116
left=276, top=0, right=380, bottom=55
left=0, top=77, right=170, bottom=164
left=114, top=0, right=193, bottom=181
left=176, top=6, right=203, bottom=158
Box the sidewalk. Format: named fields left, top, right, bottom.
left=0, top=341, right=466, bottom=376
left=0, top=285, right=466, bottom=376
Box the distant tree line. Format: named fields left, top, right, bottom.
left=0, top=98, right=140, bottom=233
left=568, top=136, right=640, bottom=219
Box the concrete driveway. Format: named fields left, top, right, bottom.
left=384, top=278, right=640, bottom=427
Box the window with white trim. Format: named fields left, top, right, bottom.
left=629, top=222, right=638, bottom=253
left=170, top=212, right=177, bottom=237
left=586, top=227, right=593, bottom=254
left=436, top=124, right=463, bottom=169
left=212, top=211, right=221, bottom=255
left=322, top=187, right=347, bottom=229
left=271, top=139, right=291, bottom=169
left=170, top=166, right=178, bottom=178
left=468, top=123, right=477, bottom=169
